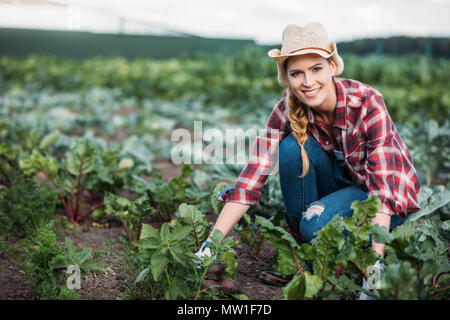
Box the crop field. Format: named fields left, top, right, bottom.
left=0, top=47, right=449, bottom=300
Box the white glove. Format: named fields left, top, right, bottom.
left=194, top=241, right=212, bottom=265
left=359, top=259, right=385, bottom=300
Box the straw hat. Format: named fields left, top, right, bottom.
left=268, top=22, right=344, bottom=88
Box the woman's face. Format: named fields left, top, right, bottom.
left=286, top=53, right=336, bottom=111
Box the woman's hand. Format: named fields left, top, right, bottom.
left=360, top=258, right=385, bottom=300
left=194, top=241, right=213, bottom=267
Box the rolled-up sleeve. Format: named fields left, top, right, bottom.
left=363, top=91, right=421, bottom=216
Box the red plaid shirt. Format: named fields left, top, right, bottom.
left=218, top=77, right=421, bottom=217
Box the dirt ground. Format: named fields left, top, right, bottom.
left=0, top=157, right=283, bottom=300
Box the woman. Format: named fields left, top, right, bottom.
left=196, top=22, right=421, bottom=287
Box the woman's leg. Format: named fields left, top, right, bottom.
left=278, top=133, right=350, bottom=237
left=299, top=185, right=368, bottom=242
left=279, top=132, right=413, bottom=248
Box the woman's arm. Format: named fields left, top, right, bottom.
left=207, top=201, right=250, bottom=241
left=362, top=89, right=419, bottom=257
left=370, top=211, right=391, bottom=257
left=205, top=93, right=290, bottom=242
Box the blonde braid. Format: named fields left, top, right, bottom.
left=286, top=86, right=310, bottom=178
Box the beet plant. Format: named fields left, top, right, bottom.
left=129, top=164, right=211, bottom=221
left=256, top=196, right=385, bottom=299
left=103, top=192, right=155, bottom=242
left=256, top=189, right=450, bottom=300
left=19, top=138, right=140, bottom=223
left=133, top=204, right=240, bottom=300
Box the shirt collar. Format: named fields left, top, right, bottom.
left=307, top=77, right=347, bottom=130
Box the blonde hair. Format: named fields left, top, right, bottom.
left=286, top=85, right=310, bottom=178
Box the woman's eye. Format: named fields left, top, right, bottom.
left=291, top=71, right=302, bottom=77
left=313, top=67, right=322, bottom=72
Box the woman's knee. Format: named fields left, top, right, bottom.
left=298, top=186, right=368, bottom=243
left=299, top=202, right=326, bottom=242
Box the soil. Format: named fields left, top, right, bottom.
left=0, top=158, right=283, bottom=301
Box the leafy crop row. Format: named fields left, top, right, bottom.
left=1, top=50, right=449, bottom=123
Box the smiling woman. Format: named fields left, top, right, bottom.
left=284, top=57, right=336, bottom=113
left=197, top=21, right=422, bottom=292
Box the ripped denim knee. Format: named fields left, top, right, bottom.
left=302, top=201, right=325, bottom=221
left=298, top=201, right=326, bottom=243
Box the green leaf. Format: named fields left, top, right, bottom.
left=19, top=149, right=59, bottom=178
left=283, top=272, right=323, bottom=300
left=80, top=260, right=106, bottom=273
left=221, top=250, right=238, bottom=278
left=65, top=237, right=76, bottom=258
left=210, top=183, right=229, bottom=215
left=297, top=243, right=316, bottom=261
left=410, top=187, right=450, bottom=221
left=169, top=164, right=197, bottom=203
left=230, top=293, right=250, bottom=300
left=177, top=203, right=209, bottom=242
left=210, top=229, right=224, bottom=244
left=135, top=267, right=150, bottom=283
left=370, top=224, right=394, bottom=244
left=276, top=244, right=301, bottom=276
left=168, top=246, right=186, bottom=264
left=255, top=215, right=299, bottom=248
left=379, top=261, right=419, bottom=299
left=75, top=247, right=93, bottom=264
left=151, top=252, right=168, bottom=282
left=170, top=226, right=192, bottom=242
left=140, top=223, right=160, bottom=240
left=343, top=195, right=380, bottom=247
left=66, top=139, right=98, bottom=176
left=349, top=194, right=380, bottom=225
left=283, top=273, right=304, bottom=300
left=39, top=130, right=61, bottom=150
left=50, top=255, right=69, bottom=270
left=117, top=197, right=131, bottom=207
left=160, top=223, right=171, bottom=244
left=303, top=273, right=324, bottom=298
left=390, top=219, right=415, bottom=240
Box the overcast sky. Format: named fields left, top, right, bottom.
left=0, top=0, right=449, bottom=44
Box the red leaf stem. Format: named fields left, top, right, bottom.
left=73, top=157, right=84, bottom=221
left=331, top=263, right=343, bottom=291
left=349, top=260, right=367, bottom=281
left=77, top=202, right=104, bottom=222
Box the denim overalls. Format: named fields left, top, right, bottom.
left=278, top=133, right=409, bottom=244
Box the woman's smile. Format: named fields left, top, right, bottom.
left=302, top=87, right=321, bottom=98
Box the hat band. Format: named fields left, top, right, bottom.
left=288, top=47, right=332, bottom=55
